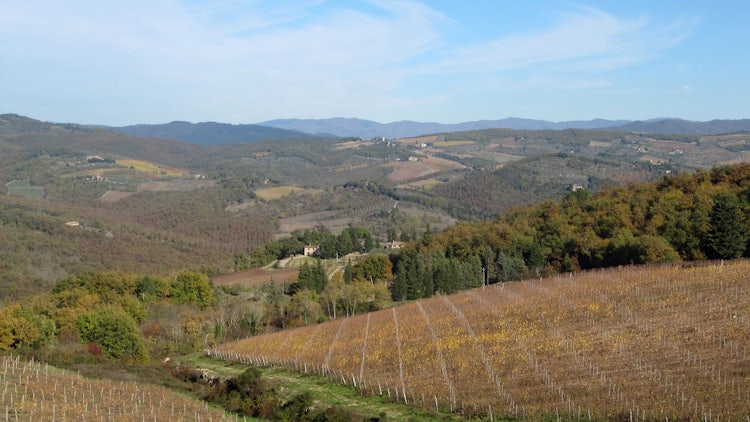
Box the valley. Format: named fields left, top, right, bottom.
left=2, top=113, right=750, bottom=420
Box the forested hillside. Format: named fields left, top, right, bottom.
left=390, top=164, right=750, bottom=299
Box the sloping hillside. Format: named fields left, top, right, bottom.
left=107, top=120, right=315, bottom=146
left=616, top=118, right=750, bottom=135
left=212, top=261, right=750, bottom=420
left=0, top=355, right=231, bottom=421
left=0, top=114, right=203, bottom=168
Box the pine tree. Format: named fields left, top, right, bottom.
left=392, top=249, right=426, bottom=300
left=706, top=193, right=747, bottom=259
left=344, top=259, right=353, bottom=283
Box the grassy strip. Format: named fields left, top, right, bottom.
left=182, top=354, right=461, bottom=421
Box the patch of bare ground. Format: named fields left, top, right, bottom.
left=213, top=267, right=298, bottom=288
left=386, top=155, right=464, bottom=183
left=100, top=190, right=134, bottom=203
left=334, top=140, right=374, bottom=150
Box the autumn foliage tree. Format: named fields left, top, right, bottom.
left=391, top=164, right=750, bottom=300
left=76, top=305, right=149, bottom=363
left=706, top=193, right=748, bottom=259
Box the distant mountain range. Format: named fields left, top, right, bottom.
left=104, top=121, right=314, bottom=146
left=258, top=117, right=632, bottom=139
left=43, top=115, right=750, bottom=146
left=259, top=117, right=750, bottom=139
left=613, top=119, right=750, bottom=136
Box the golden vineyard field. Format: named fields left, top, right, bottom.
left=0, top=355, right=230, bottom=421
left=212, top=261, right=750, bottom=420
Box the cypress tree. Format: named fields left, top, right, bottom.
left=706, top=193, right=747, bottom=259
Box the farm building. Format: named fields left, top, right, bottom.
left=303, top=245, right=319, bottom=256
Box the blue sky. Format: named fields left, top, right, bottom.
left=1, top=1, right=748, bottom=125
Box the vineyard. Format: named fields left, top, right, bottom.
left=0, top=355, right=230, bottom=421
left=212, top=261, right=750, bottom=420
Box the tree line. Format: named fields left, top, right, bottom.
left=0, top=270, right=214, bottom=362
left=236, top=226, right=376, bottom=270
left=390, top=164, right=750, bottom=300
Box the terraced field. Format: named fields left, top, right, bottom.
left=212, top=261, right=750, bottom=420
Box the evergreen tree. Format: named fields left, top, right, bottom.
left=461, top=255, right=484, bottom=289
left=432, top=252, right=449, bottom=294
left=295, top=260, right=327, bottom=293
left=446, top=257, right=461, bottom=293
left=363, top=231, right=374, bottom=251
left=478, top=245, right=496, bottom=284
left=295, top=262, right=313, bottom=292
left=392, top=249, right=425, bottom=300
left=525, top=239, right=546, bottom=275
left=343, top=259, right=353, bottom=284
left=349, top=228, right=361, bottom=252
left=706, top=193, right=747, bottom=259
left=312, top=259, right=327, bottom=293
left=497, top=251, right=525, bottom=281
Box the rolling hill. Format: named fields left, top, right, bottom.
left=615, top=118, right=750, bottom=135
left=0, top=114, right=203, bottom=167
left=105, top=120, right=316, bottom=146
left=258, top=117, right=631, bottom=139
left=3, top=113, right=750, bottom=300
left=0, top=355, right=232, bottom=421
left=259, top=117, right=750, bottom=139
left=212, top=261, right=750, bottom=420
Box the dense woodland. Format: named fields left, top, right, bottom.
left=390, top=164, right=750, bottom=299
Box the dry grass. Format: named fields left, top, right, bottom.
left=386, top=156, right=464, bottom=183
left=334, top=141, right=374, bottom=150
left=255, top=186, right=317, bottom=201
left=398, top=178, right=444, bottom=190
left=432, top=140, right=474, bottom=147
left=213, top=261, right=750, bottom=420
left=116, top=159, right=186, bottom=177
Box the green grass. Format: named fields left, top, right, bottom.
left=6, top=180, right=45, bottom=199
left=182, top=354, right=462, bottom=421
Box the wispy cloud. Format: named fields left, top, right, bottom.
left=426, top=6, right=698, bottom=74
left=0, top=1, right=700, bottom=123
